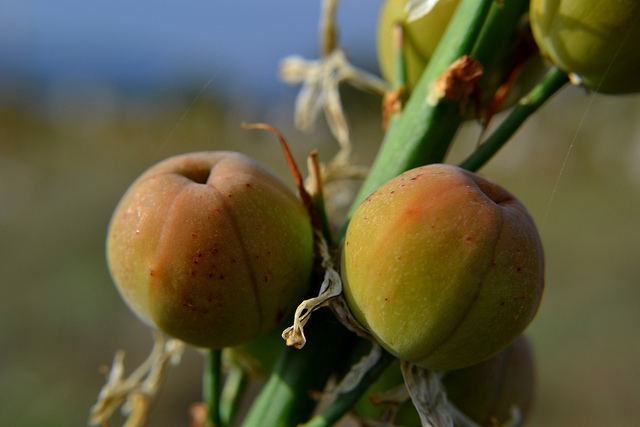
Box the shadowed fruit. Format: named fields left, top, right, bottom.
left=341, top=164, right=544, bottom=371
left=530, top=0, right=640, bottom=94
left=106, top=151, right=313, bottom=349
left=352, top=335, right=535, bottom=426
left=443, top=335, right=536, bottom=426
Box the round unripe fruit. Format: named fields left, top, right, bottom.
left=106, top=151, right=313, bottom=349
left=530, top=0, right=640, bottom=94
left=377, top=0, right=461, bottom=90
left=341, top=164, right=544, bottom=371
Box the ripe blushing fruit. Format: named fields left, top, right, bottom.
left=106, top=151, right=313, bottom=349
left=530, top=0, right=640, bottom=94
left=341, top=164, right=544, bottom=371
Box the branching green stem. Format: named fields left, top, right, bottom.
left=301, top=350, right=396, bottom=427
left=459, top=66, right=569, bottom=172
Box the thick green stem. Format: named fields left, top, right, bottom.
left=240, top=310, right=354, bottom=427
left=301, top=350, right=396, bottom=427
left=460, top=66, right=569, bottom=172
left=204, top=349, right=223, bottom=426
left=346, top=0, right=495, bottom=222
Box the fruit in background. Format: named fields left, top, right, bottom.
left=352, top=336, right=535, bottom=427
left=530, top=0, right=640, bottom=94
left=377, top=0, right=546, bottom=114
left=106, top=151, right=313, bottom=349
left=377, top=0, right=461, bottom=89
left=341, top=164, right=544, bottom=371
left=443, top=335, right=536, bottom=426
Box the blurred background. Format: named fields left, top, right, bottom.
left=1, top=1, right=640, bottom=426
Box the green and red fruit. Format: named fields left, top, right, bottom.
left=106, top=151, right=313, bottom=349
left=341, top=164, right=544, bottom=371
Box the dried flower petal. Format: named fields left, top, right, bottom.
left=89, top=331, right=185, bottom=427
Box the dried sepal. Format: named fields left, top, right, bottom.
left=427, top=55, right=484, bottom=113
left=400, top=362, right=479, bottom=427
left=281, top=229, right=342, bottom=348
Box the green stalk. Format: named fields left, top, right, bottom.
left=301, top=350, right=396, bottom=427
left=471, top=0, right=530, bottom=77
left=459, top=66, right=569, bottom=172
left=220, top=364, right=246, bottom=426
left=204, top=349, right=223, bottom=426
left=347, top=0, right=495, bottom=218
left=240, top=310, right=353, bottom=427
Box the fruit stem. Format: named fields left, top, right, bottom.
left=300, top=350, right=396, bottom=427
left=341, top=0, right=496, bottom=238
left=220, top=363, right=245, bottom=426
left=240, top=310, right=353, bottom=427
left=459, top=65, right=570, bottom=172
left=204, top=349, right=223, bottom=426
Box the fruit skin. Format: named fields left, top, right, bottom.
left=106, top=151, right=313, bottom=349
left=341, top=164, right=544, bottom=371
left=530, top=0, right=640, bottom=94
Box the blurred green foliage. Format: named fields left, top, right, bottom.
left=1, top=81, right=639, bottom=426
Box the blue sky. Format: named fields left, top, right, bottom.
left=0, top=0, right=384, bottom=100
